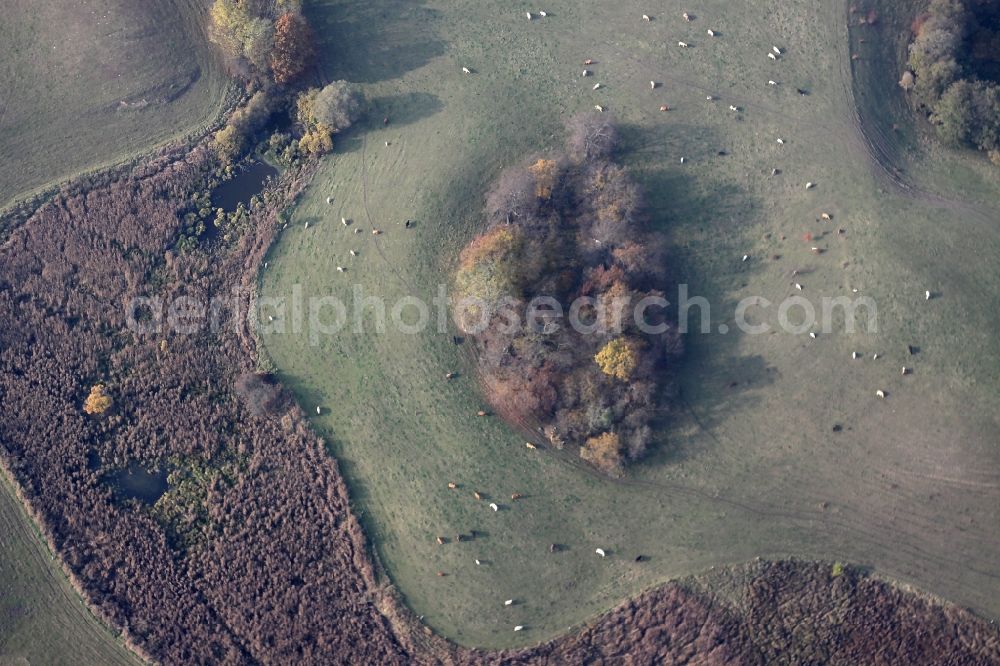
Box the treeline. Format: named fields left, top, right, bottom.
left=905, top=0, right=1000, bottom=162
left=453, top=114, right=681, bottom=476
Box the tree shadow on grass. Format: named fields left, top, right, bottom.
left=333, top=92, right=445, bottom=156
left=305, top=0, right=446, bottom=84
left=615, top=123, right=777, bottom=471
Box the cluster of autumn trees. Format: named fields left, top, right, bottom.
left=454, top=114, right=680, bottom=475
left=209, top=1, right=364, bottom=163
left=209, top=0, right=315, bottom=84
left=905, top=0, right=1000, bottom=162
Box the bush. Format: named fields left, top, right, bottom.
left=312, top=81, right=364, bottom=130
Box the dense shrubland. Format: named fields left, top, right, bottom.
left=0, top=143, right=405, bottom=663
left=453, top=114, right=680, bottom=475
left=905, top=0, right=1000, bottom=162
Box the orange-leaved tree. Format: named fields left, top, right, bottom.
left=580, top=432, right=623, bottom=474
left=271, top=12, right=315, bottom=84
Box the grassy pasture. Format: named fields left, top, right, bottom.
left=260, top=0, right=1000, bottom=650
left=0, top=0, right=229, bottom=209
left=0, top=476, right=140, bottom=665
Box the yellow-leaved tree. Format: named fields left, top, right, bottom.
left=83, top=384, right=113, bottom=415
left=580, top=432, right=623, bottom=474
left=594, top=337, right=638, bottom=381
left=528, top=159, right=559, bottom=200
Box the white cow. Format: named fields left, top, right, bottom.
left=593, top=82, right=601, bottom=90
left=707, top=29, right=716, bottom=36
left=806, top=181, right=815, bottom=189
left=768, top=52, right=777, bottom=60
left=595, top=548, right=607, bottom=557
left=642, top=14, right=651, bottom=21
left=505, top=599, right=514, bottom=606
left=490, top=502, right=499, bottom=512
left=678, top=41, right=689, bottom=48
left=462, top=66, right=471, bottom=74
left=650, top=80, right=656, bottom=89
left=526, top=11, right=532, bottom=19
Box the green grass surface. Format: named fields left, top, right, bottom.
left=0, top=0, right=229, bottom=209
left=261, top=0, right=1000, bottom=649
left=0, top=476, right=140, bottom=665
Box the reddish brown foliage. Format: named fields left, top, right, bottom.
left=459, top=119, right=678, bottom=472
left=0, top=145, right=406, bottom=664
left=271, top=13, right=316, bottom=84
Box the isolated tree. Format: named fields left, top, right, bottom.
left=83, top=384, right=113, bottom=415
left=271, top=13, right=315, bottom=84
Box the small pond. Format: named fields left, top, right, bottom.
left=210, top=160, right=278, bottom=212
left=108, top=462, right=170, bottom=505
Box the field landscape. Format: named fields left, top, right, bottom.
left=0, top=0, right=998, bottom=663
left=0, top=0, right=229, bottom=210
left=260, top=0, right=1000, bottom=648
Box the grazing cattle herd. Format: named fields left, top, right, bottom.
left=283, top=7, right=941, bottom=636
